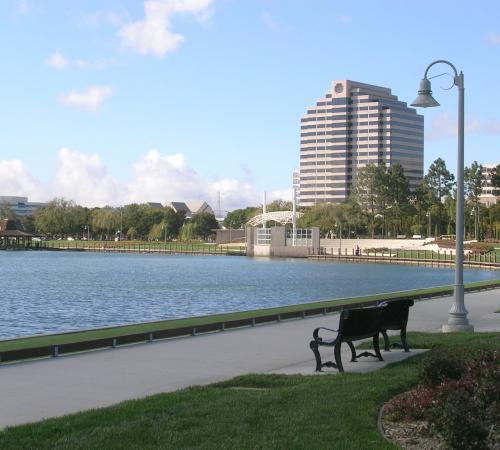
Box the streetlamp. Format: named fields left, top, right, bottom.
left=411, top=60, right=473, bottom=332
left=426, top=211, right=431, bottom=238
left=336, top=220, right=342, bottom=254
left=162, top=223, right=167, bottom=244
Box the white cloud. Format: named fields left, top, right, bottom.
left=426, top=112, right=500, bottom=140
left=59, top=86, right=113, bottom=111
left=45, top=52, right=69, bottom=69
left=262, top=12, right=277, bottom=31
left=16, top=0, right=30, bottom=15
left=0, top=149, right=291, bottom=210
left=76, top=10, right=128, bottom=28
left=337, top=14, right=351, bottom=24
left=487, top=33, right=500, bottom=45
left=0, top=159, right=45, bottom=201
left=119, top=0, right=213, bottom=57
left=53, top=149, right=122, bottom=206
left=45, top=52, right=114, bottom=70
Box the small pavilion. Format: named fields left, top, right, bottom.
left=0, top=219, right=34, bottom=247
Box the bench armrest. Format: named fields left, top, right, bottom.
left=313, top=326, right=338, bottom=340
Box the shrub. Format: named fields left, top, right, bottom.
left=384, top=386, right=438, bottom=422
left=425, top=350, right=500, bottom=450
left=428, top=384, right=490, bottom=450
left=419, top=349, right=466, bottom=387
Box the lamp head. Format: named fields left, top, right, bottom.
left=411, top=78, right=440, bottom=108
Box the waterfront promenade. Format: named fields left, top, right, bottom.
left=0, top=289, right=498, bottom=429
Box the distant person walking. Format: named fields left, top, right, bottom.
left=355, top=245, right=360, bottom=256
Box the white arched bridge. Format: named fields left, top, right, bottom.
left=246, top=210, right=303, bottom=227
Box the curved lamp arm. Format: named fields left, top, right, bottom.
left=423, top=60, right=462, bottom=88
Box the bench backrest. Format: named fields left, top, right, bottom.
left=338, top=306, right=381, bottom=341
left=379, top=299, right=414, bottom=329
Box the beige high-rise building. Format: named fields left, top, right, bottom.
left=480, top=163, right=498, bottom=206
left=299, top=80, right=424, bottom=207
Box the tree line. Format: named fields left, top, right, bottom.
left=224, top=159, right=500, bottom=241
left=2, top=159, right=499, bottom=241
left=1, top=200, right=219, bottom=241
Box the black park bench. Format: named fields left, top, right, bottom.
left=309, top=299, right=414, bottom=373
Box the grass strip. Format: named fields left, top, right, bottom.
left=0, top=331, right=498, bottom=450
left=1, top=278, right=499, bottom=353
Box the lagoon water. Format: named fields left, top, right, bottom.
left=1, top=251, right=498, bottom=339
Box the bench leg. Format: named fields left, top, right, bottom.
left=401, top=328, right=410, bottom=352
left=309, top=340, right=323, bottom=372
left=347, top=341, right=357, bottom=362
left=334, top=342, right=344, bottom=373
left=373, top=334, right=384, bottom=361
left=381, top=330, right=390, bottom=352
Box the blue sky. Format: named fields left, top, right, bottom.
left=1, top=0, right=499, bottom=209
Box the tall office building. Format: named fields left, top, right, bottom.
left=299, top=80, right=424, bottom=207
left=480, top=163, right=498, bottom=206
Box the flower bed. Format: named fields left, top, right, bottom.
left=382, top=347, right=500, bottom=450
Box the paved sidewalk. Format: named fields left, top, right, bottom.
left=0, top=289, right=498, bottom=429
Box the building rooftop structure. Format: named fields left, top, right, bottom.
left=165, top=201, right=214, bottom=219
left=146, top=202, right=163, bottom=209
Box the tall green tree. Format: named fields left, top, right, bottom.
left=423, top=158, right=456, bottom=236
left=92, top=207, right=120, bottom=240
left=34, top=198, right=89, bottom=237
left=425, top=158, right=455, bottom=203
left=355, top=163, right=387, bottom=238
left=385, top=164, right=411, bottom=237
left=464, top=161, right=484, bottom=239
left=490, top=164, right=500, bottom=195
left=223, top=206, right=259, bottom=229
left=185, top=212, right=219, bottom=240
left=0, top=204, right=15, bottom=219
left=297, top=203, right=342, bottom=236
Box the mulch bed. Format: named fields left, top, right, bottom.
left=379, top=401, right=444, bottom=450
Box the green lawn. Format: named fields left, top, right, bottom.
left=2, top=279, right=499, bottom=353
left=0, top=331, right=498, bottom=450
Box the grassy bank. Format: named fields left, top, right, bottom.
left=1, top=278, right=499, bottom=353
left=0, top=331, right=498, bottom=449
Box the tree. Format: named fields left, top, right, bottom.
left=223, top=207, right=260, bottom=229
left=0, top=204, right=15, bottom=219
left=385, top=164, right=411, bottom=237
left=180, top=213, right=219, bottom=241
left=425, top=158, right=455, bottom=203
left=464, top=161, right=484, bottom=239
left=161, top=207, right=184, bottom=240
left=423, top=158, right=456, bottom=236
left=355, top=163, right=386, bottom=238
left=34, top=198, right=89, bottom=237
left=490, top=164, right=500, bottom=196
left=92, top=207, right=120, bottom=240
left=266, top=200, right=292, bottom=212
left=298, top=203, right=342, bottom=237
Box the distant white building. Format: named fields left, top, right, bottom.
left=0, top=196, right=46, bottom=217
left=480, top=163, right=499, bottom=206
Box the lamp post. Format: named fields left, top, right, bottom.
left=426, top=211, right=431, bottom=238
left=411, top=60, right=473, bottom=332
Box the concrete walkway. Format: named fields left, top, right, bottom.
left=0, top=289, right=498, bottom=429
